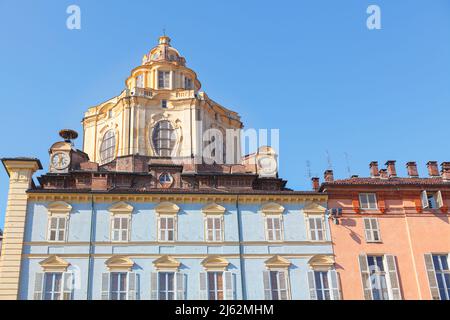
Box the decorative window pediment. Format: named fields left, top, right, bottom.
left=39, top=255, right=70, bottom=272
left=109, top=201, right=134, bottom=215
left=261, top=202, right=285, bottom=215
left=201, top=256, right=230, bottom=271
left=202, top=203, right=226, bottom=215
left=105, top=256, right=135, bottom=271
left=265, top=255, right=291, bottom=269
left=308, top=255, right=335, bottom=269
left=47, top=201, right=72, bottom=216
left=303, top=202, right=326, bottom=215
left=153, top=255, right=181, bottom=271
left=155, top=202, right=180, bottom=215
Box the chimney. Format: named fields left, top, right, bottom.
left=324, top=170, right=334, bottom=182
left=385, top=160, right=397, bottom=177
left=369, top=161, right=379, bottom=177
left=406, top=162, right=419, bottom=177
left=379, top=169, right=388, bottom=179
left=441, top=162, right=450, bottom=181
left=311, top=177, right=320, bottom=191
left=427, top=161, right=439, bottom=177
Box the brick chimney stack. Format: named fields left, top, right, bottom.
left=385, top=160, right=397, bottom=178
left=311, top=177, right=320, bottom=191
left=370, top=161, right=379, bottom=178
left=379, top=169, right=388, bottom=179
left=324, top=170, right=334, bottom=182
left=406, top=162, right=419, bottom=177
left=427, top=161, right=439, bottom=177
left=441, top=162, right=450, bottom=181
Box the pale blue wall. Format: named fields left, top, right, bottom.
left=20, top=199, right=332, bottom=300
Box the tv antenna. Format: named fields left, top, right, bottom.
left=344, top=152, right=352, bottom=177
left=326, top=150, right=333, bottom=170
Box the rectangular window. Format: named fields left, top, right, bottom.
left=110, top=272, right=128, bottom=300
left=41, top=272, right=73, bottom=300
left=264, top=270, right=289, bottom=300
left=367, top=255, right=390, bottom=300
left=363, top=218, right=381, bottom=242
left=206, top=216, right=223, bottom=242
left=307, top=216, right=325, bottom=241
left=44, top=272, right=62, bottom=300
left=159, top=216, right=175, bottom=242
left=158, top=272, right=175, bottom=300
left=135, top=74, right=144, bottom=88
left=184, top=77, right=193, bottom=89
left=111, top=216, right=130, bottom=242
left=359, top=193, right=378, bottom=210
left=314, top=271, right=331, bottom=300
left=422, top=190, right=443, bottom=209
left=265, top=216, right=282, bottom=241
left=207, top=272, right=224, bottom=300
left=158, top=71, right=170, bottom=89
left=48, top=216, right=67, bottom=242
left=433, top=254, right=450, bottom=300
left=161, top=100, right=167, bottom=108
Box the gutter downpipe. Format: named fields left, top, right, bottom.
left=86, top=194, right=95, bottom=300
left=236, top=195, right=246, bottom=299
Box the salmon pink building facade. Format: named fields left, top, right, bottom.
left=319, top=161, right=450, bottom=300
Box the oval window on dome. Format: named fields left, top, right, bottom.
left=152, top=120, right=176, bottom=157
left=100, top=130, right=116, bottom=164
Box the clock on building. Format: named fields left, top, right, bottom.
left=51, top=152, right=70, bottom=170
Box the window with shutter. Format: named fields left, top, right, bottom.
left=422, top=190, right=429, bottom=209
left=265, top=216, right=283, bottom=242
left=62, top=272, right=74, bottom=300
left=385, top=255, right=402, bottom=300
left=48, top=216, right=67, bottom=242
left=159, top=216, right=176, bottom=242
left=205, top=216, right=223, bottom=242
left=264, top=270, right=290, bottom=300
left=101, top=272, right=110, bottom=300
left=363, top=218, right=381, bottom=243
left=206, top=272, right=224, bottom=300
left=427, top=254, right=450, bottom=300
left=436, top=191, right=444, bottom=209
left=150, top=272, right=158, bottom=300
left=127, top=272, right=137, bottom=300
left=307, top=216, right=325, bottom=241
left=176, top=272, right=185, bottom=300
left=199, top=272, right=208, bottom=300
left=224, top=271, right=234, bottom=300
left=111, top=216, right=130, bottom=242
left=358, top=254, right=373, bottom=300
left=33, top=273, right=44, bottom=300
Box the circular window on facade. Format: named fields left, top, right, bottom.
left=152, top=120, right=176, bottom=157
left=100, top=130, right=116, bottom=164
left=159, top=172, right=174, bottom=188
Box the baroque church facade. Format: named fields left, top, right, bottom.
left=0, top=36, right=337, bottom=300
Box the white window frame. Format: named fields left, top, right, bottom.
left=308, top=269, right=340, bottom=300
left=205, top=215, right=224, bottom=242
left=47, top=215, right=68, bottom=242
left=207, top=271, right=225, bottom=300
left=158, top=215, right=177, bottom=242
left=363, top=218, right=382, bottom=243
left=34, top=271, right=74, bottom=300
left=265, top=215, right=284, bottom=242
left=264, top=269, right=291, bottom=300
left=158, top=70, right=170, bottom=89
left=110, top=215, right=131, bottom=242
left=359, top=193, right=378, bottom=210
left=306, top=215, right=326, bottom=241
left=102, top=271, right=137, bottom=300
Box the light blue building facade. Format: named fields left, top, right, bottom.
left=18, top=194, right=338, bottom=300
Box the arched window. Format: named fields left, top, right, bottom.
left=100, top=130, right=116, bottom=164
left=152, top=121, right=176, bottom=156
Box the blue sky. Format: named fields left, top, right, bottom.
left=0, top=0, right=449, bottom=228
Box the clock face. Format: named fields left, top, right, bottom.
left=51, top=152, right=70, bottom=170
